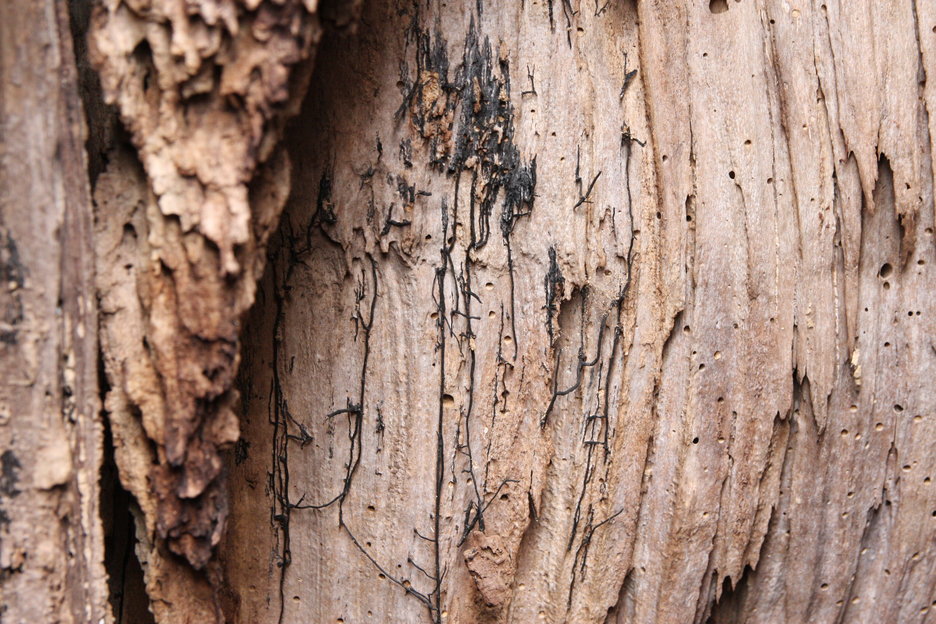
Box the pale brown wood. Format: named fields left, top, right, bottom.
left=220, top=2, right=936, bottom=623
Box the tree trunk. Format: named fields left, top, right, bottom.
left=4, top=1, right=936, bottom=623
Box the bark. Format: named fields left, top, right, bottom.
left=3, top=0, right=935, bottom=623
left=0, top=1, right=108, bottom=622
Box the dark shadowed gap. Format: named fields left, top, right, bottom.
left=704, top=565, right=754, bottom=624
left=100, top=402, right=155, bottom=624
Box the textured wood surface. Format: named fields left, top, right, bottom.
left=219, top=2, right=936, bottom=623
left=0, top=1, right=108, bottom=621
left=40, top=0, right=935, bottom=622
left=88, top=1, right=339, bottom=619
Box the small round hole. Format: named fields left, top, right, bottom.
left=709, top=0, right=728, bottom=13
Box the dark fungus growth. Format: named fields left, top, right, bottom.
left=448, top=19, right=536, bottom=359
left=544, top=247, right=565, bottom=345
left=398, top=11, right=538, bottom=358
left=0, top=233, right=25, bottom=345
left=314, top=165, right=337, bottom=226
left=1, top=450, right=22, bottom=497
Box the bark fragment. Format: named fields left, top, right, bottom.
left=88, top=0, right=343, bottom=619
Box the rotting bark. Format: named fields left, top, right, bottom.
left=87, top=0, right=361, bottom=620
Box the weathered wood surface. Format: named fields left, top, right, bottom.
left=88, top=0, right=345, bottom=619
left=31, top=0, right=933, bottom=622
left=220, top=1, right=936, bottom=623
left=0, top=1, right=108, bottom=621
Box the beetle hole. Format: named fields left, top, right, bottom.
left=710, top=0, right=729, bottom=13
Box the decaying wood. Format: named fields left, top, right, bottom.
left=218, top=2, right=935, bottom=623
left=5, top=0, right=932, bottom=622
left=88, top=0, right=353, bottom=619
left=0, top=1, right=108, bottom=622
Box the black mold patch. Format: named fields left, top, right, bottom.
left=1, top=234, right=24, bottom=289
left=1, top=450, right=21, bottom=497
left=448, top=20, right=536, bottom=219
left=1, top=233, right=25, bottom=346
